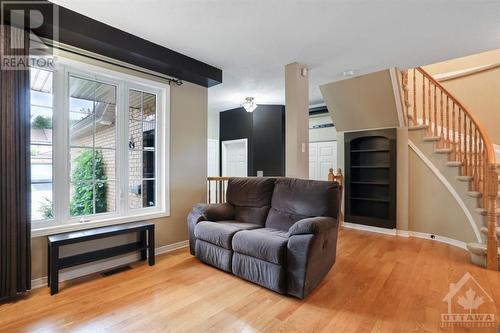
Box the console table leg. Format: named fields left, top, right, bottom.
left=148, top=226, right=155, bottom=266
left=140, top=230, right=147, bottom=261
left=50, top=246, right=59, bottom=295
left=47, top=243, right=51, bottom=287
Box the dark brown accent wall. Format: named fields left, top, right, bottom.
left=220, top=105, right=285, bottom=177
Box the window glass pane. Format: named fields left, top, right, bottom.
left=94, top=103, right=116, bottom=149
left=70, top=113, right=94, bottom=146
left=129, top=149, right=142, bottom=183
left=128, top=89, right=157, bottom=209
left=129, top=119, right=143, bottom=150
left=30, top=67, right=53, bottom=222
left=95, top=149, right=115, bottom=181
left=69, top=76, right=117, bottom=218
left=70, top=148, right=94, bottom=182
left=143, top=180, right=155, bottom=207
left=129, top=180, right=142, bottom=209
left=129, top=90, right=142, bottom=116
left=143, top=151, right=155, bottom=179
left=70, top=181, right=94, bottom=217
left=95, top=181, right=115, bottom=214
left=30, top=90, right=52, bottom=108
left=143, top=92, right=156, bottom=122
left=143, top=127, right=155, bottom=150
left=31, top=183, right=53, bottom=221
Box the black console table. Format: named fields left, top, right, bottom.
left=47, top=221, right=155, bottom=295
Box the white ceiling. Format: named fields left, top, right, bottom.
left=51, top=0, right=500, bottom=113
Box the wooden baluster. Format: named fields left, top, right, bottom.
left=446, top=96, right=451, bottom=148
left=208, top=180, right=211, bottom=203
left=401, top=70, right=409, bottom=125
left=462, top=111, right=467, bottom=175
left=434, top=85, right=438, bottom=137
left=474, top=128, right=479, bottom=190
left=215, top=180, right=219, bottom=204
left=440, top=90, right=444, bottom=146
left=413, top=68, right=417, bottom=124
left=429, top=80, right=432, bottom=132
left=469, top=118, right=473, bottom=177
left=219, top=179, right=224, bottom=203
left=422, top=75, right=426, bottom=126
left=452, top=101, right=456, bottom=160
left=458, top=107, right=464, bottom=161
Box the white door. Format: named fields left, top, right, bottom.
left=222, top=139, right=248, bottom=177
left=309, top=141, right=337, bottom=180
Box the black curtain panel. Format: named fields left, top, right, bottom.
left=0, top=25, right=32, bottom=300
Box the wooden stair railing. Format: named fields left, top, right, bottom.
left=401, top=67, right=499, bottom=270
left=207, top=177, right=229, bottom=204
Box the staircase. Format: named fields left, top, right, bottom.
left=401, top=67, right=499, bottom=270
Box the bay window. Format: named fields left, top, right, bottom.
left=30, top=57, right=169, bottom=235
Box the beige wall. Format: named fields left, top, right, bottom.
left=285, top=63, right=309, bottom=179
left=31, top=53, right=208, bottom=280
left=320, top=70, right=400, bottom=132
left=423, top=49, right=500, bottom=145
left=407, top=149, right=476, bottom=242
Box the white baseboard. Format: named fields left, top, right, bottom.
left=342, top=222, right=467, bottom=250
left=31, top=240, right=189, bottom=290
left=343, top=222, right=397, bottom=236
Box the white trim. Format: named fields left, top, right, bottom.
left=32, top=211, right=169, bottom=238
left=343, top=222, right=397, bottom=236
left=407, top=231, right=467, bottom=250
left=30, top=240, right=189, bottom=289
left=389, top=67, right=405, bottom=127
left=433, top=63, right=500, bottom=82
left=408, top=140, right=482, bottom=242
left=342, top=222, right=467, bottom=250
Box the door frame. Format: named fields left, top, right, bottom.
left=221, top=138, right=248, bottom=177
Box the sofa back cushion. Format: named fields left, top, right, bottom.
left=226, top=177, right=276, bottom=225
left=265, top=178, right=340, bottom=231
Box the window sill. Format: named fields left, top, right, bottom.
left=31, top=211, right=170, bottom=238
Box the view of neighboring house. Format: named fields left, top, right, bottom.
left=0, top=1, right=499, bottom=333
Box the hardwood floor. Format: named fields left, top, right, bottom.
left=1, top=228, right=499, bottom=333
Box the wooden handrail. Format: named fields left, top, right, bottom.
left=401, top=67, right=499, bottom=270
left=416, top=67, right=496, bottom=163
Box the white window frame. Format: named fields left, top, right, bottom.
left=31, top=56, right=170, bottom=237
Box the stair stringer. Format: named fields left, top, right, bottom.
left=408, top=130, right=483, bottom=243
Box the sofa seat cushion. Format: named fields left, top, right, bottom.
left=232, top=228, right=289, bottom=265
left=194, top=221, right=261, bottom=250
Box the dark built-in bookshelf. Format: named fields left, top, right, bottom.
left=345, top=129, right=397, bottom=229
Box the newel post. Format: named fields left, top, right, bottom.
left=486, top=163, right=499, bottom=270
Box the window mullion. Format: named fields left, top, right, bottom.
left=121, top=84, right=130, bottom=216
left=53, top=65, right=70, bottom=225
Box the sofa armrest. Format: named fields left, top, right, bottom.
left=191, top=203, right=235, bottom=222
left=187, top=203, right=234, bottom=255
left=287, top=219, right=340, bottom=299
left=287, top=216, right=338, bottom=236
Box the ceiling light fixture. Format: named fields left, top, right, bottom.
left=242, top=97, right=258, bottom=112
left=341, top=69, right=356, bottom=77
